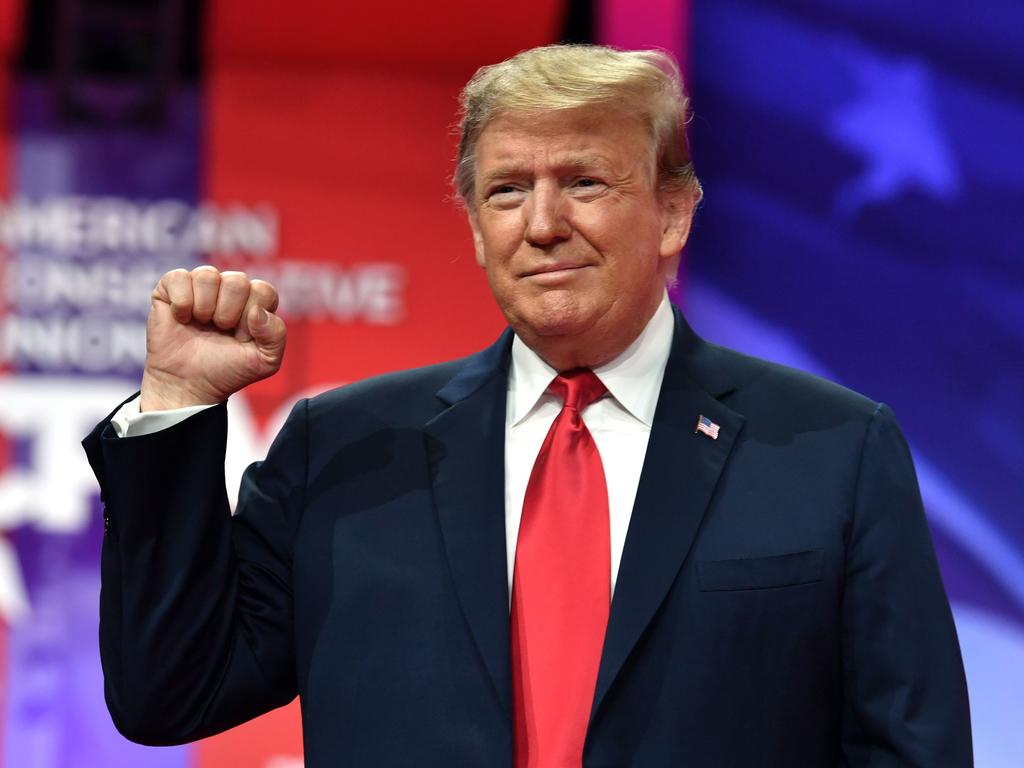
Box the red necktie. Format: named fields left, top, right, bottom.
left=511, top=369, right=611, bottom=768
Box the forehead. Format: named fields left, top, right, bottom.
left=474, top=107, right=653, bottom=172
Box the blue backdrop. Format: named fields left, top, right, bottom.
left=685, top=1, right=1023, bottom=763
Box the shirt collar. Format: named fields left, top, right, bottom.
left=508, top=292, right=674, bottom=427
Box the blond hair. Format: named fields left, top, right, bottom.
left=454, top=44, right=701, bottom=206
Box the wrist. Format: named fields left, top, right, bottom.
left=140, top=369, right=223, bottom=412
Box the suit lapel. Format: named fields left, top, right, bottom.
left=424, top=331, right=515, bottom=718
left=422, top=316, right=746, bottom=723
left=591, top=311, right=745, bottom=718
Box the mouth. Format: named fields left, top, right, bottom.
left=521, top=263, right=592, bottom=284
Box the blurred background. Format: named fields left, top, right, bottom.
left=0, top=0, right=1020, bottom=765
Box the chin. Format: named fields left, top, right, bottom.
left=500, top=287, right=608, bottom=341
left=513, top=304, right=599, bottom=340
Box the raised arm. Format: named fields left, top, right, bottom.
left=83, top=266, right=298, bottom=744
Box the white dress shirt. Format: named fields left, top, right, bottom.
left=111, top=399, right=211, bottom=437
left=504, top=293, right=673, bottom=597
left=110, top=293, right=675, bottom=599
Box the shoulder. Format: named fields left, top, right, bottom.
left=693, top=342, right=911, bottom=500
left=671, top=308, right=882, bottom=428
left=698, top=341, right=887, bottom=434
left=303, top=357, right=469, bottom=427
left=301, top=327, right=513, bottom=426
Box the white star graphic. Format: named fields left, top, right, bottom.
left=829, top=42, right=960, bottom=218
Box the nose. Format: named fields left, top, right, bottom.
left=524, top=180, right=571, bottom=246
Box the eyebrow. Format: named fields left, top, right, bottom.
left=479, top=155, right=616, bottom=187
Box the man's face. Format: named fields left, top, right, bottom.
left=468, top=106, right=693, bottom=367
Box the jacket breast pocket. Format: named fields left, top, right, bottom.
left=696, top=549, right=824, bottom=591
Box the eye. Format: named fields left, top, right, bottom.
left=484, top=184, right=527, bottom=209
left=569, top=177, right=607, bottom=196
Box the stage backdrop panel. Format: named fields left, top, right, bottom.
left=685, top=1, right=1024, bottom=765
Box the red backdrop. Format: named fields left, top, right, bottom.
left=197, top=2, right=564, bottom=763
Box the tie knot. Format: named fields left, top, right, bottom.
left=549, top=369, right=606, bottom=411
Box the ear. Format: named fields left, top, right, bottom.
left=658, top=186, right=697, bottom=261
left=467, top=209, right=487, bottom=268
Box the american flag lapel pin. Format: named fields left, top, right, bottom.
left=695, top=414, right=720, bottom=440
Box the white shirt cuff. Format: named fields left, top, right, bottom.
left=110, top=395, right=218, bottom=438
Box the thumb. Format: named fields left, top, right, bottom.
left=248, top=305, right=287, bottom=361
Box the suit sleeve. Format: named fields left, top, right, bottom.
left=82, top=396, right=309, bottom=745
left=839, top=403, right=972, bottom=766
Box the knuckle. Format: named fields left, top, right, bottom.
left=191, top=265, right=220, bottom=285
left=250, top=279, right=279, bottom=306
left=157, top=267, right=188, bottom=291
left=219, top=272, right=251, bottom=296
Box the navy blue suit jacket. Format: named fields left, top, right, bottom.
left=83, top=309, right=971, bottom=766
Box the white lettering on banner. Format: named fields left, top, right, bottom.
left=0, top=536, right=29, bottom=623
left=0, top=196, right=410, bottom=380
left=247, top=262, right=407, bottom=324
left=6, top=258, right=176, bottom=313
left=0, top=315, right=147, bottom=371
left=5, top=258, right=407, bottom=325
left=0, top=377, right=316, bottom=625
left=0, top=378, right=138, bottom=624
left=0, top=379, right=143, bottom=535
left=0, top=197, right=278, bottom=257
left=0, top=263, right=406, bottom=374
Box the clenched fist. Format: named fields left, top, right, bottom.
left=140, top=266, right=287, bottom=411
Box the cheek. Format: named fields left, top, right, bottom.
left=577, top=200, right=657, bottom=244
left=602, top=236, right=667, bottom=290
left=478, top=231, right=522, bottom=271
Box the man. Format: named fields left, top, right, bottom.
left=83, top=45, right=972, bottom=767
